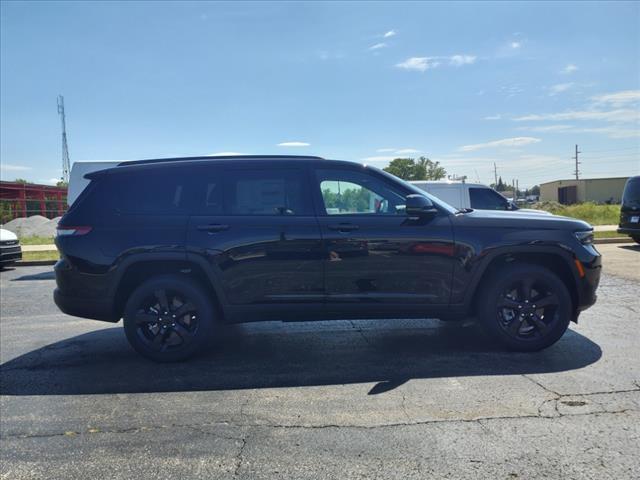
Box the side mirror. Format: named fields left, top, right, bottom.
left=405, top=194, right=438, bottom=217
left=507, top=201, right=518, bottom=211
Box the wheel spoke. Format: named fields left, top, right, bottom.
left=520, top=277, right=535, bottom=301
left=172, top=322, right=194, bottom=342
left=498, top=297, right=520, bottom=309
left=154, top=289, right=170, bottom=311
left=172, top=302, right=197, bottom=318
left=508, top=316, right=523, bottom=335
left=151, top=330, right=167, bottom=350
left=535, top=293, right=559, bottom=309
left=529, top=314, right=548, bottom=334
left=135, top=311, right=158, bottom=325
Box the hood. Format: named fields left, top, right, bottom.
left=0, top=228, right=18, bottom=241
left=517, top=208, right=553, bottom=215
left=453, top=209, right=592, bottom=231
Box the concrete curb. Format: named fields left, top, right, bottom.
left=593, top=237, right=634, bottom=244
left=14, top=260, right=58, bottom=267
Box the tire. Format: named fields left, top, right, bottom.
left=477, top=263, right=572, bottom=352
left=123, top=275, right=216, bottom=362
left=632, top=235, right=640, bottom=245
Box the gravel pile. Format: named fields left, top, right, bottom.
left=1, top=215, right=61, bottom=239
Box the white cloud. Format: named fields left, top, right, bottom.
left=394, top=148, right=421, bottom=154
left=591, top=90, right=640, bottom=106
left=277, top=141, right=310, bottom=147
left=376, top=148, right=396, bottom=153
left=208, top=152, right=246, bottom=156
left=484, top=114, right=502, bottom=120
left=383, top=30, right=396, bottom=38
left=514, top=109, right=640, bottom=123
left=0, top=163, right=31, bottom=171
left=517, top=124, right=574, bottom=132
left=369, top=42, right=387, bottom=51
left=548, top=82, right=574, bottom=96
left=395, top=57, right=439, bottom=72
left=361, top=155, right=396, bottom=163
left=449, top=55, right=476, bottom=66
left=561, top=64, right=578, bottom=74
left=510, top=41, right=521, bottom=49
left=459, top=137, right=541, bottom=152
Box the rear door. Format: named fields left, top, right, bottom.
left=186, top=164, right=324, bottom=305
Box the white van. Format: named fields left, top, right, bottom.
left=68, top=161, right=124, bottom=206
left=410, top=181, right=547, bottom=214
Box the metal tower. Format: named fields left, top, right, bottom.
left=57, top=95, right=71, bottom=183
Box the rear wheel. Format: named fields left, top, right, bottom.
left=477, top=264, right=572, bottom=352
left=632, top=235, right=640, bottom=244
left=123, top=275, right=215, bottom=362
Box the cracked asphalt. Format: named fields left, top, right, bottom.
left=1, top=243, right=639, bottom=479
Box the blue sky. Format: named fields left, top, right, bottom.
left=1, top=1, right=639, bottom=187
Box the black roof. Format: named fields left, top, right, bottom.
left=118, top=154, right=324, bottom=167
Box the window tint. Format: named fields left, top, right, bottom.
left=469, top=187, right=509, bottom=210
left=623, top=177, right=640, bottom=205
left=226, top=169, right=312, bottom=216
left=114, top=170, right=187, bottom=215
left=316, top=169, right=406, bottom=215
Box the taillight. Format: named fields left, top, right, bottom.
left=56, top=226, right=92, bottom=237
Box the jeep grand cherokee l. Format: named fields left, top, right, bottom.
left=54, top=155, right=601, bottom=362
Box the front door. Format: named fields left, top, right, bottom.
left=312, top=166, right=455, bottom=306
left=186, top=165, right=324, bottom=305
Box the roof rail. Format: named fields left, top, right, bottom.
left=118, top=155, right=325, bottom=167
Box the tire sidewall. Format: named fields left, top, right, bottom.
left=123, top=275, right=215, bottom=362
left=479, top=264, right=572, bottom=351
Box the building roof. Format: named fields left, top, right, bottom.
left=540, top=176, right=631, bottom=186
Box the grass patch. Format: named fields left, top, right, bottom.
left=594, top=230, right=625, bottom=239
left=21, top=250, right=59, bottom=262
left=19, top=235, right=55, bottom=245
left=532, top=202, right=620, bottom=225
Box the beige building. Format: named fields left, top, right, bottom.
left=540, top=177, right=630, bottom=204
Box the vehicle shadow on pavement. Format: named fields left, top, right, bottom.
left=0, top=320, right=601, bottom=396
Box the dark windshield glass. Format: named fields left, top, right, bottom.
left=622, top=177, right=640, bottom=205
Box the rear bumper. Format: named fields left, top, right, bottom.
left=54, top=288, right=119, bottom=322
left=617, top=227, right=640, bottom=235
left=53, top=258, right=120, bottom=322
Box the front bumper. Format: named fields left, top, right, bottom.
left=617, top=226, right=640, bottom=235
left=0, top=244, right=22, bottom=264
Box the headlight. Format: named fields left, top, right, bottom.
left=575, top=230, right=594, bottom=245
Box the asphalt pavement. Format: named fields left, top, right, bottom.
left=1, top=243, right=639, bottom=479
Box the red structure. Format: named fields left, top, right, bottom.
left=0, top=181, right=68, bottom=221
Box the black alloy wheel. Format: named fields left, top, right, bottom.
left=478, top=264, right=572, bottom=351
left=123, top=275, right=215, bottom=361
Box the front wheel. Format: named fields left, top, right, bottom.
left=123, top=275, right=215, bottom=362
left=477, top=264, right=572, bottom=352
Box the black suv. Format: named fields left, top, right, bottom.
left=54, top=156, right=601, bottom=361
left=618, top=175, right=640, bottom=244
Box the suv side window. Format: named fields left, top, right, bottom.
left=113, top=169, right=187, bottom=215
left=469, top=187, right=509, bottom=210
left=225, top=168, right=312, bottom=216
left=315, top=169, right=406, bottom=215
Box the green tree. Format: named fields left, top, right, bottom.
left=56, top=180, right=68, bottom=188
left=383, top=157, right=447, bottom=181
left=530, top=185, right=540, bottom=196
left=13, top=178, right=30, bottom=184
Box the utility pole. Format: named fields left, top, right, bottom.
left=57, top=95, right=71, bottom=183
left=493, top=162, right=498, bottom=186
left=573, top=144, right=581, bottom=180
left=516, top=179, right=519, bottom=197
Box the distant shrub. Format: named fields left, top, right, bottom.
left=532, top=201, right=620, bottom=225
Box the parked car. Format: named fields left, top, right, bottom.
left=54, top=155, right=601, bottom=361
left=617, top=175, right=640, bottom=244
left=0, top=228, right=22, bottom=268
left=410, top=181, right=550, bottom=214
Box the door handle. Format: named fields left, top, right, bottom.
left=328, top=223, right=360, bottom=232
left=196, top=224, right=229, bottom=233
